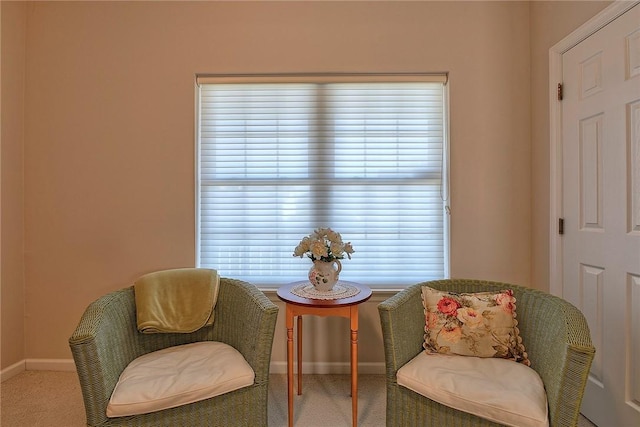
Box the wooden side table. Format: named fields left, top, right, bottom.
left=276, top=280, right=372, bottom=427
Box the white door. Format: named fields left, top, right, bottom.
left=561, top=4, right=640, bottom=426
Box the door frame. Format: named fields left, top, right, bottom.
left=549, top=0, right=639, bottom=297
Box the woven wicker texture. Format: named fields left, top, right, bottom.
left=378, top=279, right=595, bottom=427
left=69, top=277, right=279, bottom=427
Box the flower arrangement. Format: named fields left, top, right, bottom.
left=293, top=228, right=354, bottom=262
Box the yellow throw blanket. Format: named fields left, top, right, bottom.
left=134, top=268, right=220, bottom=334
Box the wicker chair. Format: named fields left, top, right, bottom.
left=69, top=277, right=279, bottom=427
left=378, top=279, right=595, bottom=427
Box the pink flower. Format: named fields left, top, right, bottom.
left=495, top=290, right=515, bottom=314
left=437, top=297, right=461, bottom=316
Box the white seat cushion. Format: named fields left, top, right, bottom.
left=107, top=341, right=255, bottom=417
left=397, top=352, right=548, bottom=427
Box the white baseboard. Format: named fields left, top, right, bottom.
left=25, top=358, right=76, bottom=372
left=270, top=361, right=384, bottom=375
left=1, top=360, right=26, bottom=382
left=1, top=359, right=76, bottom=382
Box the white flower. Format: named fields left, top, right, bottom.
left=343, top=242, right=354, bottom=259
left=292, top=228, right=355, bottom=262
left=293, top=237, right=310, bottom=257
left=311, top=239, right=329, bottom=259
left=330, top=242, right=344, bottom=258
left=456, top=307, right=484, bottom=328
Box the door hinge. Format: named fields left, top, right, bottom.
left=559, top=217, right=565, bottom=235
left=557, top=83, right=563, bottom=101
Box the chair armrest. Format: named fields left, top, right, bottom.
left=517, top=290, right=595, bottom=427
left=378, top=283, right=425, bottom=380
left=69, top=287, right=142, bottom=426
left=211, top=278, right=279, bottom=384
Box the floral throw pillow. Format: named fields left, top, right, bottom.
left=421, top=286, right=530, bottom=366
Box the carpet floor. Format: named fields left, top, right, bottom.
left=1, top=371, right=597, bottom=426
left=0, top=371, right=385, bottom=427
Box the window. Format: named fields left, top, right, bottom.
left=196, top=74, right=449, bottom=289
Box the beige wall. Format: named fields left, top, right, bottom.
left=0, top=0, right=614, bottom=369
left=1, top=0, right=27, bottom=370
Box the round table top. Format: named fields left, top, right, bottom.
left=276, top=280, right=372, bottom=308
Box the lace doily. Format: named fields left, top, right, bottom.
left=290, top=282, right=361, bottom=300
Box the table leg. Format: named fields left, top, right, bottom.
left=351, top=306, right=359, bottom=427
left=297, top=315, right=302, bottom=395
left=286, top=306, right=294, bottom=427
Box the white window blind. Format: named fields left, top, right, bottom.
left=196, top=75, right=449, bottom=289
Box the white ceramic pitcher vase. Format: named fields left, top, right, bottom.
left=308, top=259, right=342, bottom=291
